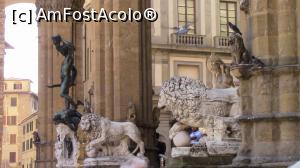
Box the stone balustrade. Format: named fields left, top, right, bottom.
left=171, top=33, right=231, bottom=49
left=214, top=36, right=230, bottom=49
left=171, top=33, right=206, bottom=47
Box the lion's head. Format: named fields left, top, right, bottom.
left=79, top=113, right=112, bottom=142
left=79, top=113, right=101, bottom=132
left=158, top=76, right=208, bottom=120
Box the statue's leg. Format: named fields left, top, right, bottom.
left=60, top=79, right=70, bottom=109
left=60, top=78, right=76, bottom=109
left=127, top=134, right=145, bottom=155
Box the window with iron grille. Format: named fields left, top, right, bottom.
left=220, top=1, right=237, bottom=36
left=178, top=0, right=195, bottom=34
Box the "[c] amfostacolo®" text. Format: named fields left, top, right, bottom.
left=36, top=8, right=158, bottom=22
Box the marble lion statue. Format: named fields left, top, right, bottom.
left=158, top=76, right=241, bottom=141
left=79, top=113, right=145, bottom=158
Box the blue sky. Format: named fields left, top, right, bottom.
left=5, top=3, right=38, bottom=93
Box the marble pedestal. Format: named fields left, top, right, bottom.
left=168, top=141, right=240, bottom=168
left=55, top=124, right=80, bottom=168
left=83, top=157, right=128, bottom=167
left=83, top=156, right=149, bottom=168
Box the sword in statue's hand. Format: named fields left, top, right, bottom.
left=47, top=84, right=61, bottom=88
left=47, top=83, right=76, bottom=88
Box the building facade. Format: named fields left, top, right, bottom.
left=19, top=112, right=38, bottom=168
left=1, top=79, right=38, bottom=168
left=152, top=0, right=241, bottom=156
left=152, top=0, right=241, bottom=89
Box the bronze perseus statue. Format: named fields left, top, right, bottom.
left=49, top=35, right=78, bottom=109
left=49, top=35, right=82, bottom=132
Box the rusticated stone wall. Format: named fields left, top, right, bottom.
left=234, top=0, right=300, bottom=166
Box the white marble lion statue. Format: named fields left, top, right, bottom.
left=158, top=76, right=241, bottom=141
left=79, top=113, right=145, bottom=158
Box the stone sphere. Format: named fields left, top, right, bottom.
left=173, top=131, right=190, bottom=147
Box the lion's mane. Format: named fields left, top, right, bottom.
left=160, top=76, right=209, bottom=120
left=160, top=76, right=235, bottom=125
left=80, top=113, right=110, bottom=141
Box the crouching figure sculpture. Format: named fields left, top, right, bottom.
left=79, top=113, right=147, bottom=166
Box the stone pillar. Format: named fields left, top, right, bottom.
left=234, top=0, right=300, bottom=166
left=111, top=1, right=158, bottom=165
left=82, top=0, right=158, bottom=166
left=0, top=1, right=5, bottom=164
left=36, top=0, right=84, bottom=167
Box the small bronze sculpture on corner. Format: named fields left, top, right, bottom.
left=228, top=22, right=265, bottom=79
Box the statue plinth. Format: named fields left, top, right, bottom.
left=171, top=141, right=240, bottom=158
left=55, top=124, right=80, bottom=168
left=169, top=142, right=239, bottom=168
left=84, top=156, right=127, bottom=167
left=80, top=113, right=148, bottom=167
left=230, top=64, right=253, bottom=80
left=84, top=156, right=135, bottom=167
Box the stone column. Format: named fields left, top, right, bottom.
left=0, top=1, right=5, bottom=164
left=234, top=0, right=300, bottom=166
left=83, top=0, right=158, bottom=165
left=111, top=1, right=158, bottom=165
left=36, top=0, right=84, bottom=167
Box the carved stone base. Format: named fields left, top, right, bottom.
left=169, top=141, right=240, bottom=167
left=167, top=155, right=236, bottom=168
left=55, top=124, right=80, bottom=168
left=84, top=157, right=128, bottom=167
left=171, top=147, right=208, bottom=158
left=206, top=141, right=240, bottom=155
left=83, top=156, right=149, bottom=168
left=230, top=64, right=253, bottom=80
left=171, top=141, right=240, bottom=158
